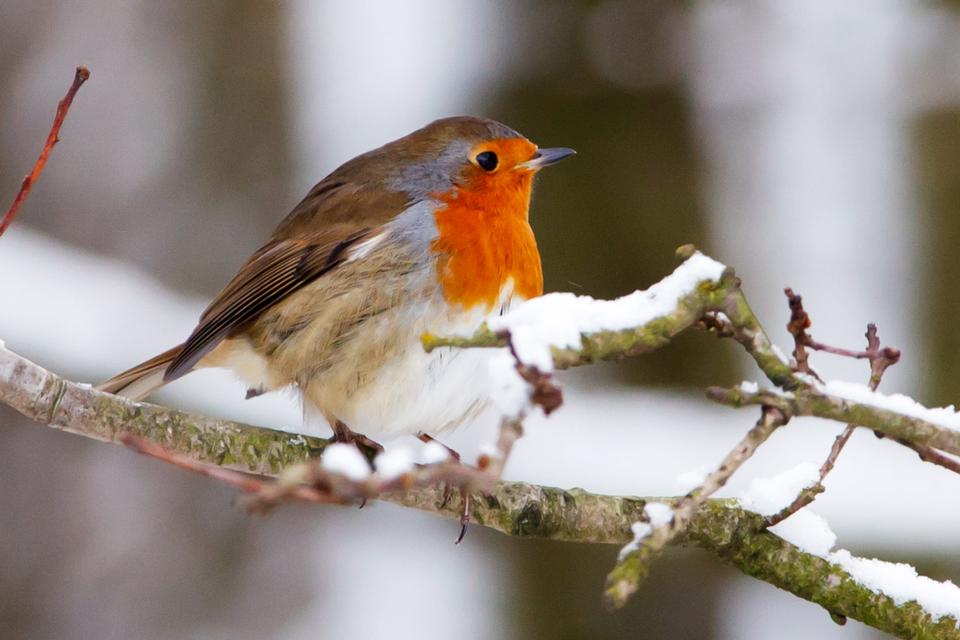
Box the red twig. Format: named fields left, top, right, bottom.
left=120, top=434, right=336, bottom=506
left=768, top=296, right=960, bottom=525
left=120, top=433, right=492, bottom=515
left=768, top=300, right=901, bottom=525
left=0, top=65, right=90, bottom=238
left=784, top=288, right=816, bottom=377
left=783, top=289, right=901, bottom=381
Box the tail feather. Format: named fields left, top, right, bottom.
left=97, top=344, right=184, bottom=401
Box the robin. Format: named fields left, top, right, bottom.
left=99, top=116, right=574, bottom=450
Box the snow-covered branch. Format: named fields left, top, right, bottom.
left=708, top=384, right=960, bottom=458
left=4, top=246, right=960, bottom=636
left=1, top=342, right=958, bottom=638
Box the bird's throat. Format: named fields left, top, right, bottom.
left=430, top=175, right=543, bottom=311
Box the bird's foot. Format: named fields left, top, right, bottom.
left=330, top=420, right=384, bottom=459
left=456, top=488, right=471, bottom=544
left=416, top=431, right=462, bottom=462
left=413, top=433, right=472, bottom=543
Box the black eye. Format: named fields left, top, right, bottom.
left=475, top=151, right=498, bottom=171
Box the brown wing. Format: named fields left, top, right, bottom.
left=164, top=179, right=409, bottom=381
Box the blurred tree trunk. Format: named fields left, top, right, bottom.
left=916, top=109, right=960, bottom=406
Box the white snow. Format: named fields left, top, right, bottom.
left=737, top=462, right=821, bottom=516
left=374, top=447, right=416, bottom=480
left=489, top=252, right=726, bottom=371
left=739, top=381, right=760, bottom=394
left=644, top=501, right=674, bottom=527
left=617, top=502, right=674, bottom=561
left=4, top=227, right=960, bottom=625
left=618, top=521, right=654, bottom=561
left=508, top=324, right=554, bottom=374
left=486, top=351, right=531, bottom=419
left=770, top=343, right=790, bottom=365
left=738, top=381, right=794, bottom=399
left=737, top=463, right=836, bottom=556
left=828, top=550, right=960, bottom=622
left=822, top=379, right=960, bottom=432
left=738, top=466, right=960, bottom=622
left=770, top=511, right=837, bottom=557
left=419, top=441, right=451, bottom=465
left=320, top=443, right=372, bottom=481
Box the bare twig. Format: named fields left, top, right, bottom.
left=1, top=66, right=90, bottom=237
left=706, top=385, right=960, bottom=457
left=121, top=433, right=493, bottom=514
left=767, top=296, right=960, bottom=524
left=784, top=288, right=817, bottom=377
left=768, top=322, right=898, bottom=524
left=604, top=406, right=788, bottom=609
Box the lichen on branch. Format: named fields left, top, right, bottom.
left=3, top=242, right=960, bottom=635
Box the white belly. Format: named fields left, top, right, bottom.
left=306, top=276, right=523, bottom=440
left=219, top=285, right=521, bottom=441
left=329, top=335, right=497, bottom=440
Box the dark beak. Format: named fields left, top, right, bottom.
left=518, top=147, right=576, bottom=171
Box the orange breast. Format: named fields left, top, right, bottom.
left=431, top=162, right=543, bottom=311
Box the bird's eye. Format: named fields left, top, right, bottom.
left=475, top=151, right=498, bottom=171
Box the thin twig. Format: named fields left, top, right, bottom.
left=1, top=66, right=90, bottom=237
left=766, top=299, right=960, bottom=524
left=784, top=288, right=817, bottom=377
left=773, top=306, right=896, bottom=520
left=121, top=432, right=493, bottom=515
left=604, top=406, right=788, bottom=608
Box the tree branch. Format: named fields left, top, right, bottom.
left=603, top=405, right=788, bottom=609
left=0, top=341, right=326, bottom=475
left=707, top=385, right=960, bottom=458
left=1, top=343, right=957, bottom=637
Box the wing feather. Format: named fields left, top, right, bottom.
left=164, top=178, right=409, bottom=381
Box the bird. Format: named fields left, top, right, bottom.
left=99, top=116, right=574, bottom=450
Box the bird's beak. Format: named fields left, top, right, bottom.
left=517, top=147, right=576, bottom=171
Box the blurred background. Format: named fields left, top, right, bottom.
left=1, top=1, right=959, bottom=638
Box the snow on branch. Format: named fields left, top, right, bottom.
left=708, top=384, right=960, bottom=458
left=1, top=342, right=958, bottom=638
left=3, top=239, right=960, bottom=633
left=424, top=245, right=734, bottom=369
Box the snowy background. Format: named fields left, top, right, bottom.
left=2, top=2, right=960, bottom=639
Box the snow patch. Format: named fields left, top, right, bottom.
left=770, top=510, right=837, bottom=556
left=822, top=379, right=960, bottom=432
left=618, top=521, right=654, bottom=561
left=618, top=502, right=675, bottom=561
left=489, top=252, right=726, bottom=371
left=771, top=343, right=790, bottom=364
left=321, top=443, right=371, bottom=481
left=738, top=462, right=821, bottom=516
left=419, top=441, right=451, bottom=464
left=828, top=550, right=960, bottom=621
left=644, top=501, right=674, bottom=527
left=738, top=466, right=960, bottom=622
left=739, top=380, right=760, bottom=394
left=374, top=447, right=416, bottom=480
